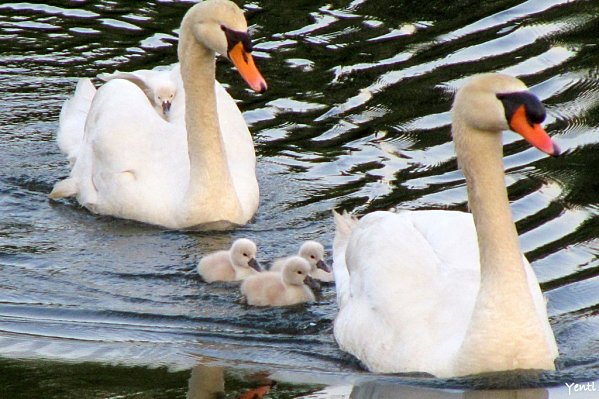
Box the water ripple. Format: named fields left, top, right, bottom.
left=0, top=0, right=598, bottom=390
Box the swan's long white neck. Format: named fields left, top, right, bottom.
left=454, top=123, right=525, bottom=280
left=177, top=22, right=243, bottom=227
left=451, top=118, right=555, bottom=375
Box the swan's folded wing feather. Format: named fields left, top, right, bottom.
left=75, top=79, right=187, bottom=226
left=406, top=210, right=480, bottom=272
left=57, top=78, right=96, bottom=163
left=334, top=210, right=480, bottom=374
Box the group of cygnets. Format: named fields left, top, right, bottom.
left=197, top=239, right=333, bottom=307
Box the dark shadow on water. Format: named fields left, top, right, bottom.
left=2, top=357, right=597, bottom=399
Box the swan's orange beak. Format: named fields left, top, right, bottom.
left=509, top=105, right=560, bottom=156
left=228, top=42, right=267, bottom=93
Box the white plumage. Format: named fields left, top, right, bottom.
left=332, top=73, right=559, bottom=378
left=50, top=0, right=266, bottom=229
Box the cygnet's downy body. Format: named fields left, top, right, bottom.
left=197, top=238, right=260, bottom=283
left=241, top=256, right=318, bottom=307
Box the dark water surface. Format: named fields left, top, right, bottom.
left=0, top=0, right=598, bottom=397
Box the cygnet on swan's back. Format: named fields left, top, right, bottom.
left=97, top=65, right=180, bottom=121
left=197, top=238, right=260, bottom=283
left=241, top=256, right=318, bottom=307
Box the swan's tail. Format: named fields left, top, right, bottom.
left=49, top=177, right=78, bottom=199
left=57, top=78, right=96, bottom=165
left=333, top=210, right=357, bottom=252
left=332, top=210, right=358, bottom=308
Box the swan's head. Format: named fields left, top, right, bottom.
left=181, top=0, right=267, bottom=93
left=230, top=238, right=260, bottom=272
left=298, top=241, right=330, bottom=272
left=282, top=256, right=319, bottom=290
left=452, top=73, right=559, bottom=156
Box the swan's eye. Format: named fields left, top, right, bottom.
left=497, top=91, right=546, bottom=126
left=222, top=25, right=253, bottom=53
left=242, top=252, right=248, bottom=257
left=310, top=255, right=315, bottom=259
left=297, top=271, right=302, bottom=274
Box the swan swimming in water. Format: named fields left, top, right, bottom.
left=332, top=73, right=559, bottom=378
left=50, top=0, right=267, bottom=230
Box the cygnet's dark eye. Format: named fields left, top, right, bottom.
left=297, top=270, right=302, bottom=274
left=310, top=255, right=315, bottom=259
left=242, top=252, right=248, bottom=257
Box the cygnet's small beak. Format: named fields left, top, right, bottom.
left=162, top=100, right=172, bottom=115
left=316, top=259, right=330, bottom=273
left=304, top=275, right=320, bottom=291
left=248, top=258, right=260, bottom=272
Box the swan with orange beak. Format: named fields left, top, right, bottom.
left=222, top=26, right=267, bottom=93
left=496, top=91, right=559, bottom=156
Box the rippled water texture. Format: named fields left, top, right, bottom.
left=0, top=0, right=598, bottom=396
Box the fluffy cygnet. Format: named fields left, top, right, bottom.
left=241, top=256, right=318, bottom=307
left=97, top=66, right=179, bottom=121
left=270, top=240, right=333, bottom=282
left=197, top=238, right=260, bottom=283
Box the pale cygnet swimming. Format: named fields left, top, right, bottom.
left=197, top=238, right=260, bottom=283
left=270, top=240, right=333, bottom=282
left=241, top=256, right=318, bottom=307
left=97, top=66, right=179, bottom=121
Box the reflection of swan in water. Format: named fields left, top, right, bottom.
left=349, top=381, right=548, bottom=399
left=184, top=363, right=550, bottom=399
left=186, top=364, right=274, bottom=399
left=187, top=364, right=224, bottom=399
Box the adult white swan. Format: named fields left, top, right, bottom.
left=50, top=0, right=267, bottom=229
left=332, top=73, right=559, bottom=378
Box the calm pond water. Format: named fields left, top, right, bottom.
left=1, top=0, right=598, bottom=397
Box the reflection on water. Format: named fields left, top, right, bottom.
left=0, top=0, right=598, bottom=396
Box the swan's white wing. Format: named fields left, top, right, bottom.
left=70, top=78, right=189, bottom=227
left=56, top=78, right=96, bottom=164
left=97, top=70, right=154, bottom=99
left=332, top=211, right=356, bottom=308
left=333, top=210, right=480, bottom=375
